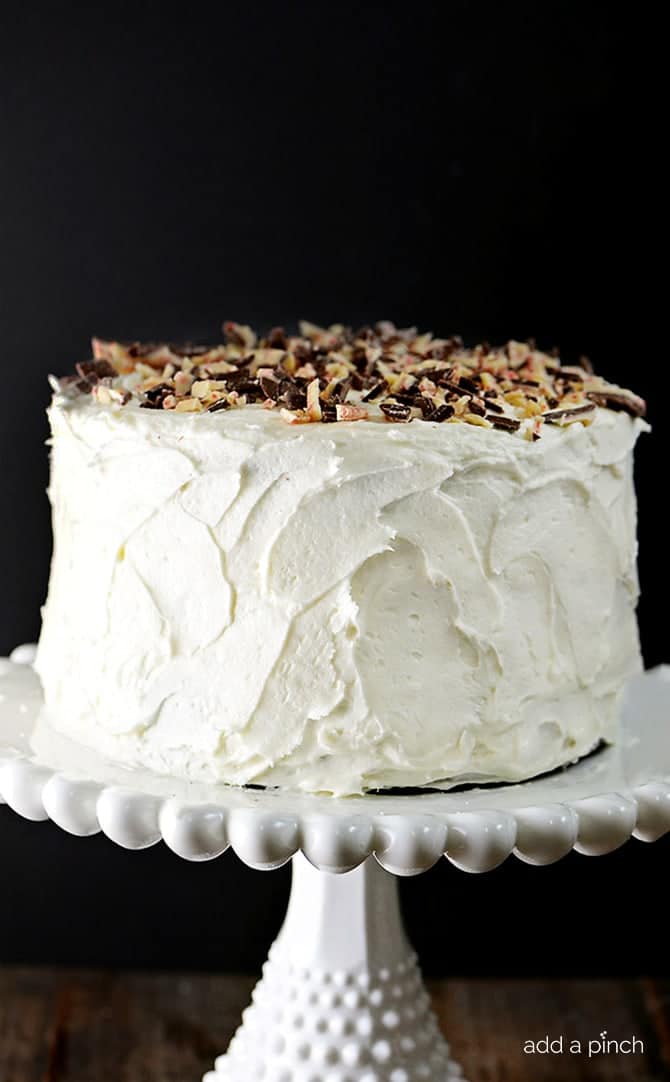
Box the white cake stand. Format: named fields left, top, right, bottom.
left=1, top=647, right=669, bottom=1082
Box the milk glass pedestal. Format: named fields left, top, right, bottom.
left=1, top=647, right=669, bottom=1082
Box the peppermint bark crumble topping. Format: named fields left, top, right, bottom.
left=50, top=320, right=647, bottom=439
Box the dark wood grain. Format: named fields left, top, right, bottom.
left=0, top=968, right=667, bottom=1082
left=430, top=978, right=670, bottom=1082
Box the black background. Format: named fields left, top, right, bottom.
left=0, top=4, right=666, bottom=977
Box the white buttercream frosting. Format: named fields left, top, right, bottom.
left=35, top=396, right=646, bottom=795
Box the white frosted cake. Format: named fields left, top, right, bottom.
left=35, top=321, right=647, bottom=795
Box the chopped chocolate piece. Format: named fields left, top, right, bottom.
left=439, top=378, right=467, bottom=397
left=293, top=341, right=313, bottom=362
left=558, top=364, right=588, bottom=379
left=218, top=369, right=248, bottom=387
left=266, top=326, right=287, bottom=349
left=586, top=391, right=646, bottom=418
left=168, top=343, right=209, bottom=356
left=332, top=377, right=353, bottom=401
left=222, top=321, right=256, bottom=349
left=260, top=374, right=280, bottom=400
left=435, top=368, right=455, bottom=386
left=283, top=386, right=307, bottom=410
left=362, top=380, right=387, bottom=402
left=487, top=414, right=521, bottom=431
left=458, top=375, right=479, bottom=395
left=419, top=396, right=437, bottom=418
left=127, top=341, right=161, bottom=357
left=390, top=391, right=419, bottom=406
left=482, top=397, right=503, bottom=413
left=351, top=346, right=369, bottom=372
left=415, top=367, right=440, bottom=382
left=144, top=381, right=173, bottom=403
left=207, top=398, right=230, bottom=412
left=276, top=378, right=296, bottom=398
left=430, top=403, right=455, bottom=422
left=379, top=401, right=411, bottom=422
left=234, top=379, right=263, bottom=400
left=426, top=345, right=447, bottom=360
left=543, top=403, right=596, bottom=423
left=75, top=359, right=116, bottom=383
left=467, top=398, right=487, bottom=416
left=320, top=402, right=337, bottom=423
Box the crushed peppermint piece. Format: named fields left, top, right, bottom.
left=336, top=403, right=368, bottom=422
left=306, top=378, right=322, bottom=421
left=279, top=407, right=308, bottom=425
left=51, top=321, right=646, bottom=438
left=174, top=371, right=194, bottom=397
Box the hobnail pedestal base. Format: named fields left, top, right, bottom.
left=205, top=853, right=466, bottom=1082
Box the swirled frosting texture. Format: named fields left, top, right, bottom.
left=35, top=398, right=645, bottom=794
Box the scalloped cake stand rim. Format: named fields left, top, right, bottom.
left=2, top=647, right=669, bottom=1082
left=1, top=646, right=669, bottom=873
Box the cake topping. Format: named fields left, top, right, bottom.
left=51, top=320, right=646, bottom=439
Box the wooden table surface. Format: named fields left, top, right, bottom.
left=0, top=968, right=667, bottom=1082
